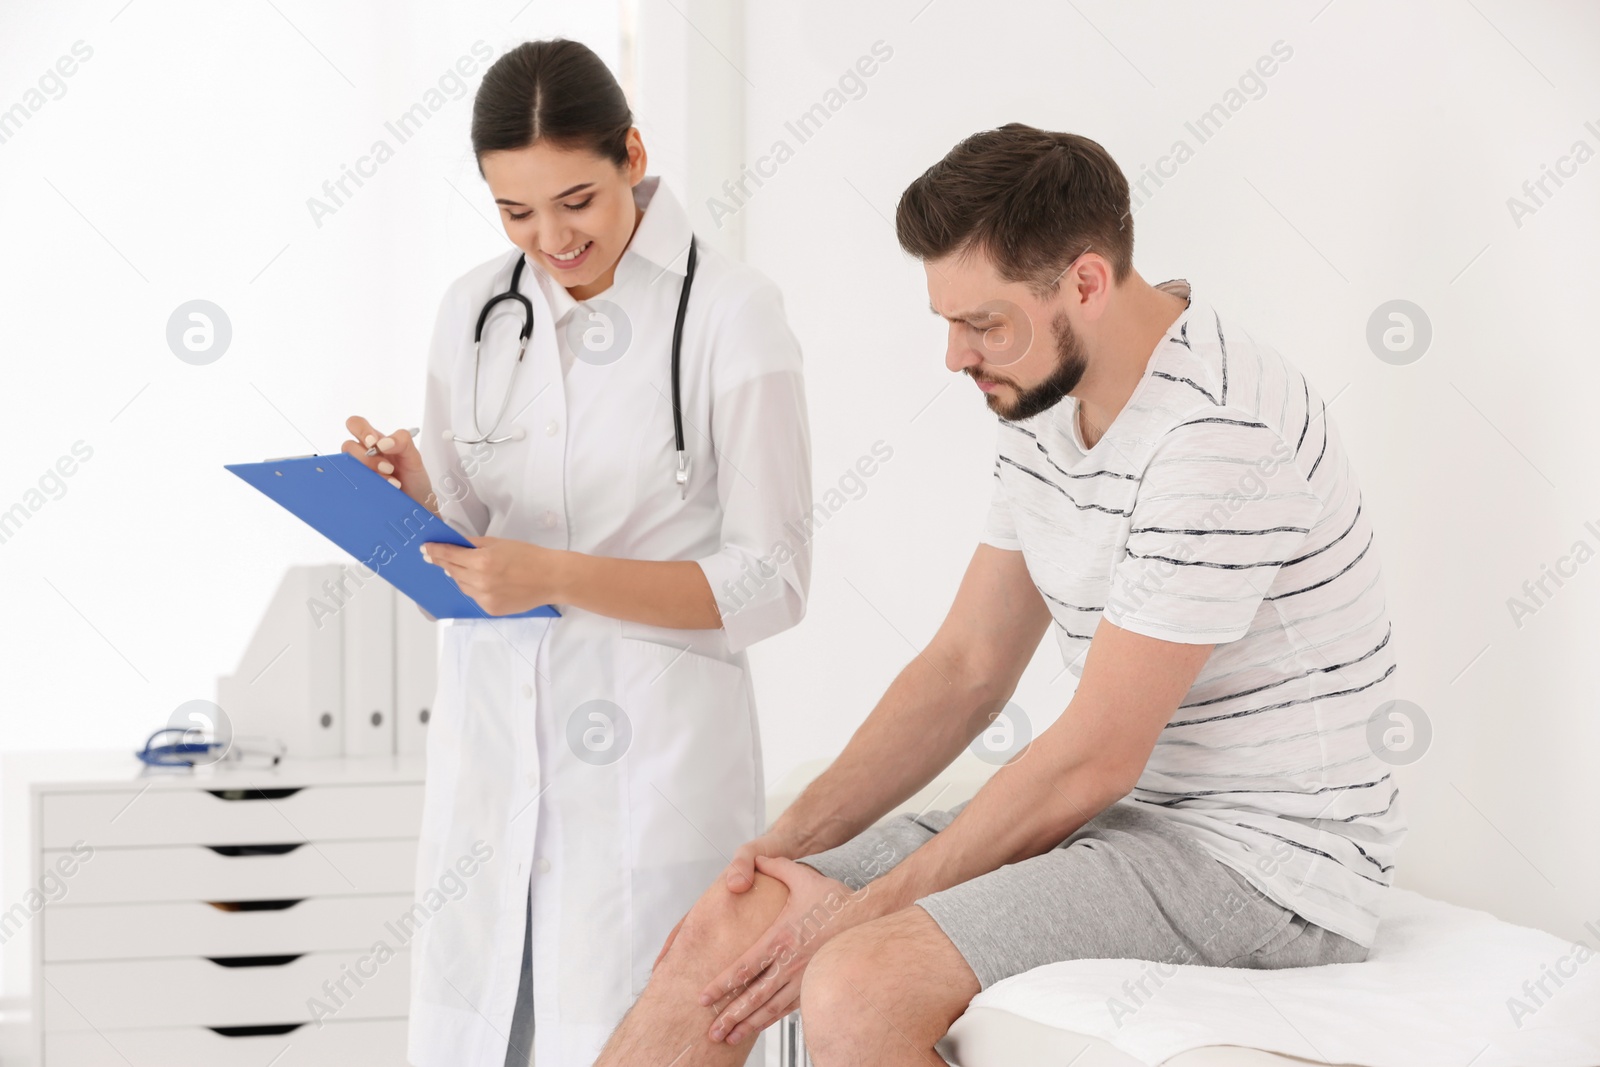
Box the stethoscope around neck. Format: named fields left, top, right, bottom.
left=447, top=235, right=700, bottom=498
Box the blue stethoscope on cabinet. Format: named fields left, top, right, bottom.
left=452, top=236, right=700, bottom=499
left=135, top=728, right=284, bottom=768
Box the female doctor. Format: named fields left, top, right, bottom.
left=341, top=38, right=812, bottom=1067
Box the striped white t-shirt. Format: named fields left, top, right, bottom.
left=983, top=279, right=1405, bottom=946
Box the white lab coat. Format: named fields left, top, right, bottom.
left=405, top=178, right=812, bottom=1067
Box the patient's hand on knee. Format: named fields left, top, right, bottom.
left=643, top=865, right=795, bottom=1014
left=599, top=869, right=795, bottom=1065
left=651, top=828, right=815, bottom=970
left=695, top=856, right=869, bottom=1047
left=599, top=859, right=869, bottom=1064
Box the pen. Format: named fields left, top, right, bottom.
left=366, top=427, right=421, bottom=456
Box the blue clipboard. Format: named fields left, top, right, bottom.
left=226, top=451, right=560, bottom=620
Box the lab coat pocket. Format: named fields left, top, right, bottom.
left=614, top=636, right=758, bottom=996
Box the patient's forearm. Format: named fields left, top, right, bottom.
left=860, top=622, right=1213, bottom=914
left=864, top=730, right=1124, bottom=916
left=772, top=645, right=1003, bottom=855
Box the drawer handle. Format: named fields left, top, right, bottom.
left=209, top=1023, right=306, bottom=1037
left=207, top=787, right=304, bottom=801
left=206, top=898, right=305, bottom=912
left=207, top=843, right=304, bottom=857
left=207, top=954, right=304, bottom=968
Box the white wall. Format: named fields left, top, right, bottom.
left=632, top=0, right=746, bottom=258
left=735, top=0, right=1600, bottom=943
left=0, top=0, right=629, bottom=743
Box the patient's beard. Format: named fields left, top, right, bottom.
left=980, top=310, right=1088, bottom=422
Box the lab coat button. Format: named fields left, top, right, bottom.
left=541, top=509, right=559, bottom=529
left=537, top=857, right=551, bottom=874
left=544, top=419, right=560, bottom=437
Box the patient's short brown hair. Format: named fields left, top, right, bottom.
left=896, top=123, right=1134, bottom=293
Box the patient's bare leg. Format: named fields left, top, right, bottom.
left=595, top=871, right=790, bottom=1066
left=800, top=905, right=979, bottom=1067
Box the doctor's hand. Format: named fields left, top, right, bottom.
left=696, top=856, right=868, bottom=1046
left=421, top=536, right=561, bottom=616
left=341, top=416, right=435, bottom=515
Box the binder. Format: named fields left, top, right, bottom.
left=225, top=451, right=559, bottom=620
left=341, top=571, right=396, bottom=756
left=215, top=564, right=345, bottom=757
left=395, top=600, right=440, bottom=755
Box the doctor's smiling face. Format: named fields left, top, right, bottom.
left=480, top=130, right=649, bottom=303
left=472, top=38, right=648, bottom=302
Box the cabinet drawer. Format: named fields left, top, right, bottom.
left=48, top=840, right=416, bottom=903
left=43, top=1018, right=408, bottom=1067
left=42, top=783, right=423, bottom=848
left=44, top=952, right=410, bottom=1031
left=43, top=895, right=415, bottom=961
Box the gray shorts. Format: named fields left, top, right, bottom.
left=795, top=798, right=1367, bottom=990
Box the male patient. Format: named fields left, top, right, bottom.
left=596, top=123, right=1405, bottom=1066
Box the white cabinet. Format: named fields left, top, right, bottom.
left=9, top=753, right=425, bottom=1067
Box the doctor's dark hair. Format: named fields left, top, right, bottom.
left=896, top=124, right=1134, bottom=294
left=471, top=39, right=632, bottom=171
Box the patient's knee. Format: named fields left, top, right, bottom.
left=798, top=929, right=879, bottom=1041
left=670, top=869, right=790, bottom=968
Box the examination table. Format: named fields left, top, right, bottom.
left=765, top=758, right=1600, bottom=1067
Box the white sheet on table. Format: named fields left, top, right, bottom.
left=944, top=888, right=1600, bottom=1067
